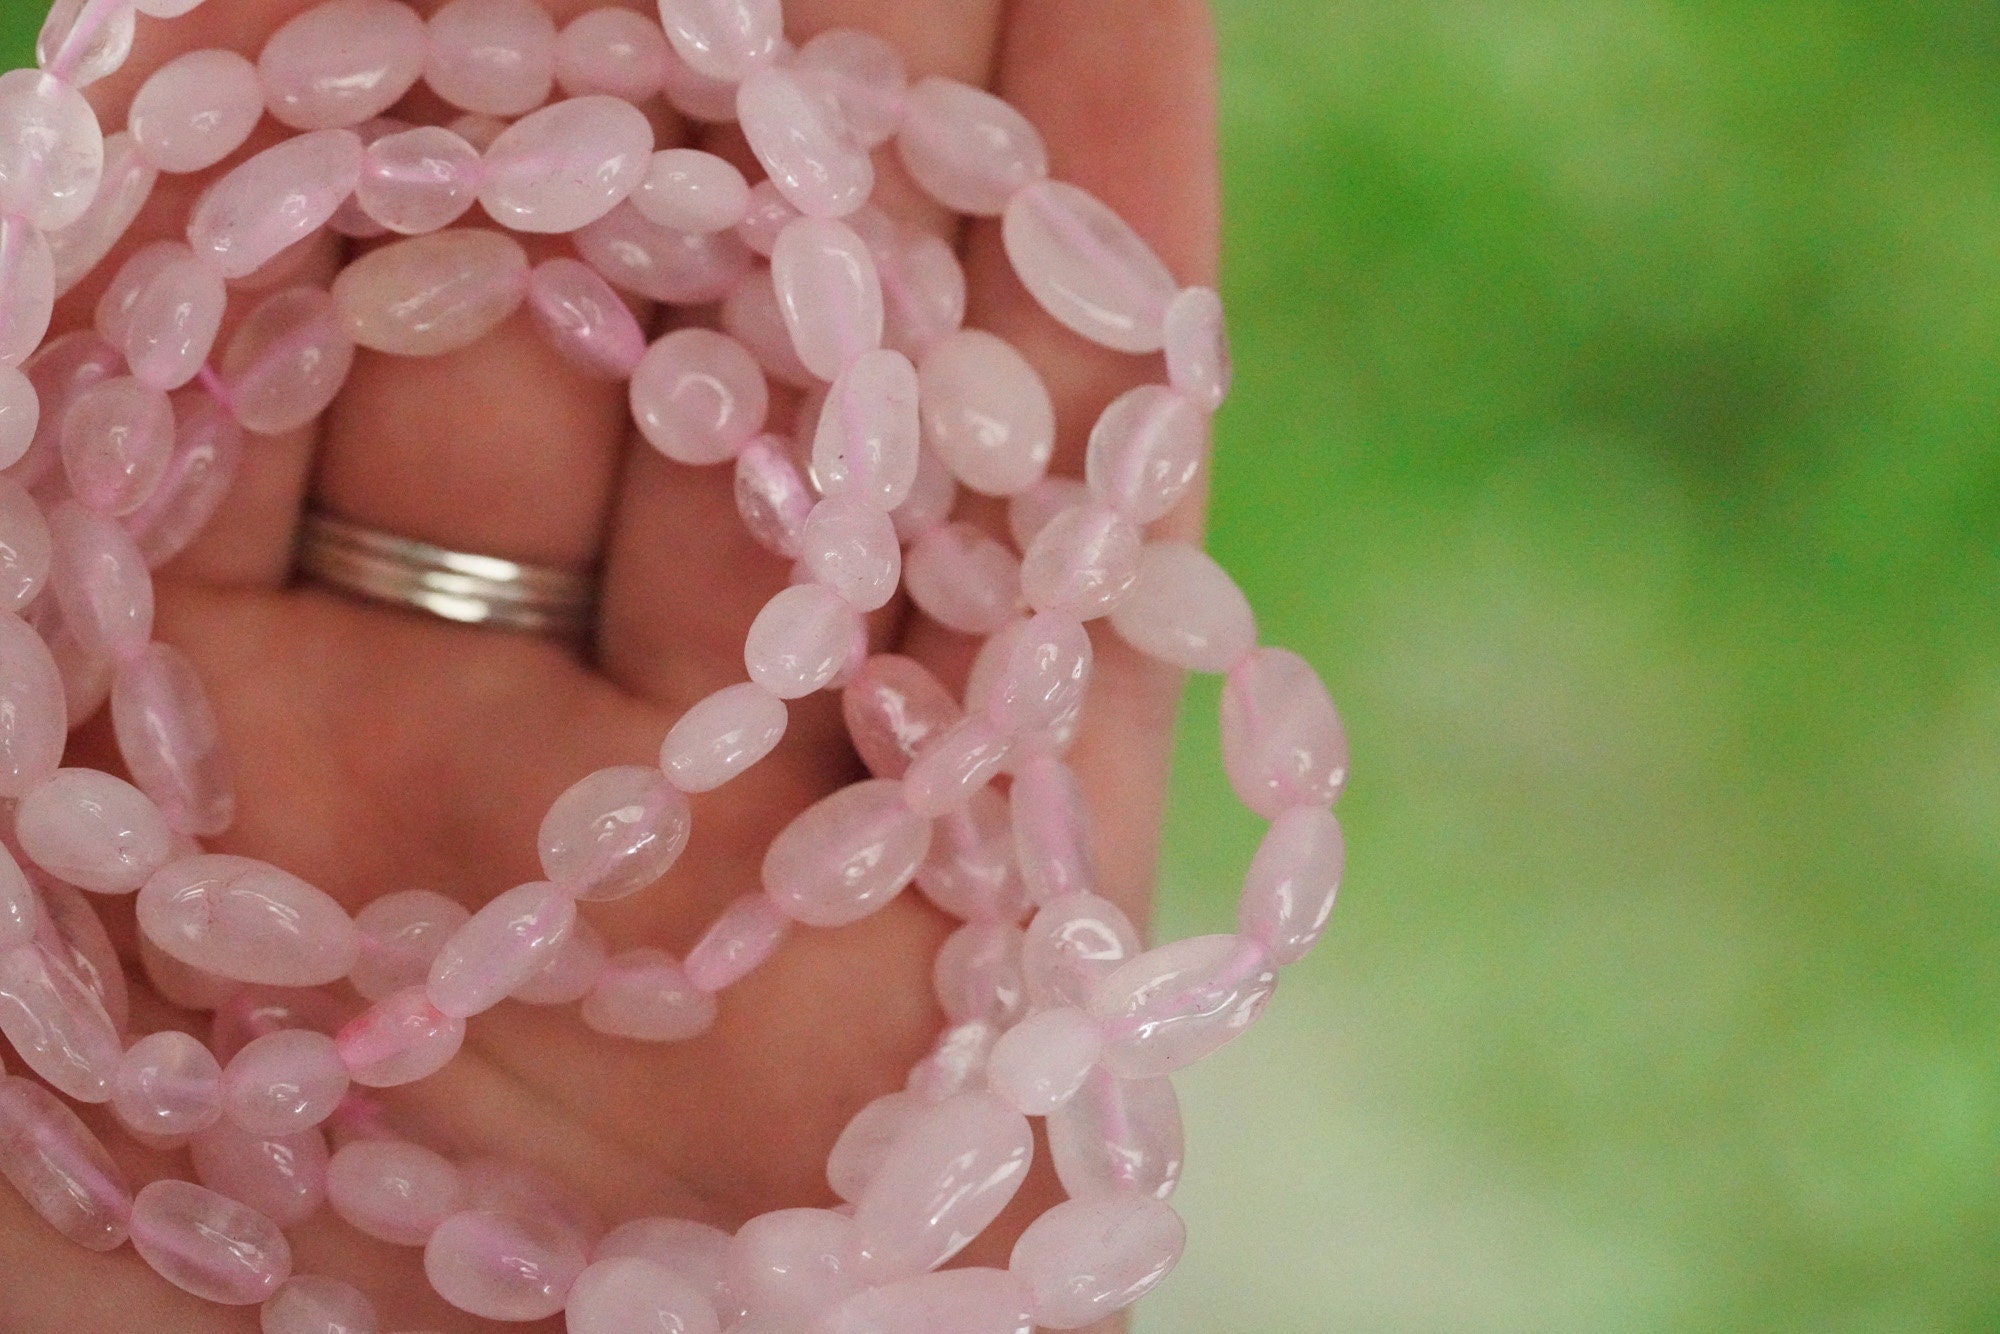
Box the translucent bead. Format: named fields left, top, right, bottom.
left=1163, top=287, right=1230, bottom=412
left=811, top=350, right=919, bottom=509
left=793, top=29, right=907, bottom=150
left=1002, top=180, right=1178, bottom=354
left=657, top=0, right=783, bottom=82
left=743, top=582, right=865, bottom=699
left=891, top=442, right=957, bottom=544
left=127, top=255, right=228, bottom=394
left=800, top=497, right=900, bottom=612
left=735, top=179, right=796, bottom=256
left=1089, top=934, right=1277, bottom=1079
left=132, top=1178, right=291, bottom=1304
left=724, top=1207, right=862, bottom=1326
left=1021, top=504, right=1142, bottom=619
left=17, top=767, right=171, bottom=894
left=189, top=1119, right=329, bottom=1227
left=1048, top=1068, right=1182, bottom=1201
left=771, top=218, right=882, bottom=379
left=187, top=129, right=363, bottom=280
left=49, top=495, right=155, bottom=659
left=357, top=126, right=481, bottom=236
left=660, top=681, right=788, bottom=793
left=853, top=1091, right=1034, bottom=1284
left=21, top=332, right=125, bottom=485
left=0, top=474, right=49, bottom=607
left=1010, top=1195, right=1184, bottom=1329
left=820, top=1268, right=1035, bottom=1334
left=842, top=654, right=961, bottom=781
left=916, top=788, right=1025, bottom=925
left=536, top=767, right=686, bottom=903
left=223, top=1029, right=349, bottom=1136
left=762, top=778, right=931, bottom=927
left=633, top=149, right=750, bottom=235
left=111, top=641, right=235, bottom=835
left=260, top=0, right=428, bottom=131
left=0, top=70, right=104, bottom=230
left=1011, top=755, right=1097, bottom=906
left=1023, top=892, right=1139, bottom=1011
left=25, top=593, right=113, bottom=732
left=596, top=1216, right=731, bottom=1294
left=827, top=1090, right=919, bottom=1204
left=333, top=228, right=529, bottom=358
left=979, top=611, right=1092, bottom=743
left=510, top=914, right=605, bottom=1004
left=1234, top=807, right=1341, bottom=967
left=335, top=986, right=465, bottom=1088
left=916, top=330, right=1053, bottom=497
left=0, top=1074, right=130, bottom=1250
left=128, top=393, right=243, bottom=569
left=524, top=257, right=646, bottom=380
left=682, top=894, right=789, bottom=992
left=904, top=523, right=1021, bottom=636
left=903, top=715, right=1012, bottom=818
left=568, top=1257, right=720, bottom=1334
left=933, top=921, right=1026, bottom=1026
left=1109, top=542, right=1254, bottom=673
left=0, top=939, right=121, bottom=1101
left=581, top=948, right=715, bottom=1041
left=898, top=77, right=1048, bottom=217
left=129, top=50, right=263, bottom=173
left=722, top=267, right=814, bottom=388
left=0, top=847, right=35, bottom=949
left=988, top=1007, right=1103, bottom=1117
left=629, top=328, right=769, bottom=466
left=425, top=881, right=575, bottom=1019
left=219, top=287, right=357, bottom=435
left=0, top=367, right=36, bottom=474
left=95, top=242, right=180, bottom=351
left=59, top=377, right=175, bottom=516
left=113, top=1028, right=222, bottom=1138
left=37, top=0, right=135, bottom=90
left=0, top=610, right=66, bottom=796
left=556, top=8, right=668, bottom=101
left=0, top=217, right=56, bottom=368
left=261, top=1273, right=380, bottom=1334
left=425, top=0, right=558, bottom=117
left=481, top=96, right=653, bottom=234
left=47, top=132, right=156, bottom=297
left=138, top=855, right=358, bottom=987
left=1220, top=647, right=1348, bottom=818
left=906, top=1019, right=997, bottom=1104
left=576, top=203, right=752, bottom=305
left=327, top=1137, right=463, bottom=1244
left=1084, top=385, right=1206, bottom=525
left=733, top=434, right=814, bottom=558
left=426, top=1207, right=586, bottom=1321
left=738, top=66, right=874, bottom=219
left=850, top=207, right=966, bottom=360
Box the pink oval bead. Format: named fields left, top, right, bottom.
left=1084, top=385, right=1207, bottom=525
left=188, top=129, right=363, bottom=280
left=357, top=126, right=482, bottom=236
left=127, top=393, right=243, bottom=569
left=1238, top=806, right=1343, bottom=966
left=657, top=0, right=782, bottom=81
left=0, top=219, right=55, bottom=371
left=681, top=894, right=789, bottom=993
left=425, top=0, right=558, bottom=117
left=37, top=0, right=135, bottom=90
left=762, top=778, right=932, bottom=927
left=480, top=95, right=653, bottom=234
left=821, top=1268, right=1034, bottom=1334
left=596, top=1216, right=730, bottom=1292
left=137, top=854, right=359, bottom=987
left=842, top=654, right=961, bottom=781
left=327, top=1137, right=463, bottom=1244
left=1002, top=179, right=1178, bottom=353
left=722, top=267, right=814, bottom=387
left=335, top=986, right=466, bottom=1088
left=47, top=131, right=155, bottom=300
left=903, top=523, right=1021, bottom=638
left=772, top=218, right=882, bottom=379
left=898, top=77, right=1048, bottom=217
left=744, top=582, right=865, bottom=699
left=0, top=940, right=122, bottom=1101
left=333, top=228, right=529, bottom=358
left=853, top=1091, right=1034, bottom=1284
left=60, top=378, right=175, bottom=516
left=917, top=330, right=1054, bottom=497
left=1011, top=755, right=1097, bottom=906
left=568, top=1257, right=720, bottom=1334
left=738, top=66, right=874, bottom=219
left=0, top=610, right=66, bottom=796
left=219, top=287, right=357, bottom=435
left=980, top=611, right=1093, bottom=742
left=0, top=476, right=50, bottom=610
left=735, top=179, right=796, bottom=257
left=129, top=49, right=262, bottom=173
left=801, top=497, right=901, bottom=612
left=48, top=511, right=153, bottom=688
left=0, top=366, right=38, bottom=468
left=223, top=1029, right=349, bottom=1136
left=917, top=787, right=1025, bottom=924
left=725, top=1207, right=862, bottom=1325
left=933, top=921, right=1026, bottom=1026
left=581, top=947, right=716, bottom=1041
left=349, top=888, right=470, bottom=1001
left=260, top=0, right=428, bottom=131
left=988, top=1007, right=1104, bottom=1116
left=189, top=1119, right=329, bottom=1227
left=891, top=443, right=957, bottom=544
left=34, top=878, right=129, bottom=1032
left=113, top=1028, right=222, bottom=1138
left=128, top=249, right=227, bottom=393
left=634, top=149, right=750, bottom=235
left=112, top=641, right=235, bottom=835
left=849, top=207, right=966, bottom=361
left=261, top=1273, right=380, bottom=1334
left=1010, top=1195, right=1184, bottom=1329
left=132, top=1178, right=292, bottom=1304
left=0, top=1073, right=130, bottom=1249
left=0, top=70, right=103, bottom=231
left=526, top=256, right=646, bottom=380
left=539, top=765, right=690, bottom=901
left=577, top=202, right=752, bottom=304
left=511, top=914, right=605, bottom=1004
left=1220, top=647, right=1348, bottom=818
left=827, top=1090, right=919, bottom=1204
left=17, top=767, right=172, bottom=894
left=427, top=1207, right=587, bottom=1321
left=1163, top=286, right=1230, bottom=411
left=629, top=327, right=769, bottom=466
left=1109, top=541, right=1254, bottom=673
left=812, top=349, right=920, bottom=509
left=794, top=30, right=907, bottom=149
left=1089, top=934, right=1278, bottom=1078
left=660, top=681, right=788, bottom=793
left=1021, top=504, right=1142, bottom=619
left=733, top=434, right=814, bottom=557
left=1048, top=1068, right=1183, bottom=1201
left=1023, top=892, right=1140, bottom=1011
left=902, top=715, right=1012, bottom=818
left=556, top=8, right=668, bottom=101
left=96, top=242, right=182, bottom=351
left=426, top=881, right=575, bottom=1019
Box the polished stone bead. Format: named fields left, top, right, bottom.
left=917, top=329, right=1053, bottom=497
left=738, top=66, right=874, bottom=219
left=1219, top=647, right=1348, bottom=818
left=0, top=1072, right=130, bottom=1249
left=771, top=218, right=882, bottom=380
left=481, top=96, right=654, bottom=234
left=660, top=681, right=788, bottom=793
left=853, top=1092, right=1034, bottom=1283
left=111, top=641, right=236, bottom=835
left=526, top=256, right=647, bottom=380
left=511, top=914, right=606, bottom=1005
left=260, top=1273, right=381, bottom=1334
left=629, top=328, right=769, bottom=465
left=187, top=129, right=363, bottom=280
left=1084, top=385, right=1207, bottom=526
left=556, top=7, right=668, bottom=101
left=348, top=888, right=468, bottom=1002
left=1020, top=504, right=1142, bottom=620
left=36, top=0, right=135, bottom=90
left=849, top=207, right=967, bottom=361
left=59, top=377, right=175, bottom=517
left=335, top=986, right=466, bottom=1088
left=841, top=653, right=962, bottom=781
left=1023, top=892, right=1140, bottom=1011
left=744, top=582, right=865, bottom=699
left=426, top=1207, right=588, bottom=1321
left=567, top=1256, right=720, bottom=1334
left=539, top=765, right=691, bottom=901
left=933, top=921, right=1027, bottom=1026
left=0, top=475, right=49, bottom=609
left=826, top=1090, right=919, bottom=1204
left=0, top=70, right=104, bottom=230
left=819, top=1268, right=1035, bottom=1334
left=762, top=778, right=931, bottom=927
left=131, top=1178, right=292, bottom=1305
left=1011, top=755, right=1097, bottom=907
left=0, top=366, right=38, bottom=471
left=1009, top=1195, right=1184, bottom=1328
left=327, top=1136, right=464, bottom=1244
left=595, top=1215, right=731, bottom=1295
left=0, top=940, right=121, bottom=1101
left=130, top=49, right=264, bottom=173
left=1002, top=180, right=1178, bottom=354
left=260, top=0, right=428, bottom=131
left=633, top=149, right=751, bottom=235
left=426, top=881, right=575, bottom=1019
left=222, top=1029, right=350, bottom=1136
left=1109, top=541, right=1255, bottom=673
left=0, top=610, right=66, bottom=796
left=904, top=523, right=1022, bottom=636
left=127, top=392, right=242, bottom=569
left=811, top=350, right=920, bottom=509
left=1089, top=934, right=1278, bottom=1078
left=682, top=894, right=789, bottom=993
left=0, top=217, right=56, bottom=368
left=357, top=126, right=482, bottom=236
left=898, top=77, right=1048, bottom=217
left=189, top=1118, right=329, bottom=1227
left=793, top=29, right=907, bottom=150
left=1163, top=286, right=1231, bottom=412
left=112, top=1028, right=222, bottom=1138
left=576, top=202, right=752, bottom=304
left=733, top=433, right=814, bottom=557
left=139, top=855, right=358, bottom=987
left=17, top=767, right=171, bottom=894
left=47, top=132, right=156, bottom=296
left=218, top=286, right=357, bottom=435
left=334, top=229, right=530, bottom=357
left=724, top=1207, right=862, bottom=1326
left=581, top=947, right=716, bottom=1041
left=916, top=787, right=1026, bottom=925
left=801, top=497, right=901, bottom=611
left=425, top=0, right=558, bottom=117
left=1237, top=806, right=1342, bottom=965
left=902, top=714, right=1012, bottom=818
left=1047, top=1068, right=1184, bottom=1201
left=657, top=0, right=783, bottom=82
left=988, top=1007, right=1103, bottom=1116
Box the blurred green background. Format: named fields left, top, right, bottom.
left=9, top=1, right=1998, bottom=1329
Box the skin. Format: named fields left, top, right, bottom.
left=0, top=0, right=1218, bottom=1328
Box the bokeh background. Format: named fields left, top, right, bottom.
left=8, top=2, right=1998, bottom=1329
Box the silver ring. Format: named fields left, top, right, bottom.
left=297, top=511, right=595, bottom=638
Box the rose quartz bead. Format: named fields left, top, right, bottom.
left=132, top=1178, right=292, bottom=1304
left=1011, top=755, right=1097, bottom=906
left=37, top=0, right=134, bottom=90
left=1221, top=647, right=1348, bottom=818
left=349, top=889, right=467, bottom=1000
left=260, top=0, right=427, bottom=131
left=657, top=0, right=781, bottom=81
left=907, top=1018, right=998, bottom=1103
left=853, top=1091, right=1034, bottom=1283
left=682, top=894, right=788, bottom=992
left=891, top=450, right=956, bottom=548
left=801, top=498, right=900, bottom=612
left=934, top=921, right=1026, bottom=1026
left=1110, top=542, right=1254, bottom=674
left=725, top=1207, right=862, bottom=1325
left=772, top=219, right=882, bottom=379
left=59, top=377, right=175, bottom=516
left=795, top=30, right=906, bottom=149
left=129, top=50, right=262, bottom=173
left=722, top=268, right=815, bottom=388
left=357, top=126, right=481, bottom=235
left=662, top=685, right=790, bottom=798
left=842, top=654, right=961, bottom=780
left=0, top=610, right=65, bottom=796
left=539, top=766, right=691, bottom=901
left=1003, top=178, right=1180, bottom=351
left=917, top=788, right=1025, bottom=924
left=1238, top=805, right=1343, bottom=965
left=1010, top=1195, right=1184, bottom=1328
left=190, top=1119, right=329, bottom=1227
left=1090, top=934, right=1277, bottom=1078
left=1163, top=288, right=1231, bottom=412
left=821, top=1268, right=1035, bottom=1334
left=902, top=523, right=1021, bottom=638
left=827, top=1090, right=919, bottom=1203
left=425, top=0, right=558, bottom=117
left=917, top=330, right=1053, bottom=497
left=977, top=612, right=1093, bottom=746
left=334, top=229, right=529, bottom=358
left=138, top=854, right=359, bottom=986
left=556, top=8, right=667, bottom=100
left=112, top=641, right=235, bottom=835
left=17, top=768, right=171, bottom=894
left=47, top=131, right=156, bottom=297
left=0, top=848, right=35, bottom=949
left=1048, top=1068, right=1183, bottom=1201
left=656, top=43, right=735, bottom=124
left=898, top=77, right=1048, bottom=217
left=525, top=257, right=646, bottom=380
left=481, top=96, right=653, bottom=234
left=903, top=715, right=1012, bottom=818
left=845, top=209, right=965, bottom=362
left=128, top=392, right=242, bottom=569
left=762, top=778, right=931, bottom=927
left=0, top=940, right=120, bottom=1100
left=188, top=129, right=363, bottom=280
left=0, top=70, right=103, bottom=230
left=629, top=328, right=769, bottom=466
left=1021, top=504, right=1142, bottom=619
left=744, top=582, right=865, bottom=699
left=336, top=986, right=465, bottom=1087
left=577, top=202, right=751, bottom=304
left=0, top=475, right=49, bottom=607
left=35, top=878, right=129, bottom=1032
left=738, top=66, right=874, bottom=219
left=23, top=595, right=112, bottom=732
left=596, top=1216, right=730, bottom=1294
left=223, top=1029, right=349, bottom=1136
left=427, top=1207, right=587, bottom=1320
left=328, top=1137, right=463, bottom=1244
left=262, top=1274, right=380, bottom=1334
left=219, top=286, right=357, bottom=435
left=0, top=1074, right=130, bottom=1249
left=511, top=915, right=605, bottom=1004
left=0, top=367, right=38, bottom=469
left=210, top=986, right=348, bottom=1065
left=568, top=1257, right=720, bottom=1334
left=735, top=179, right=796, bottom=257
left=129, top=257, right=228, bottom=393
left=96, top=242, right=181, bottom=351
left=426, top=881, right=575, bottom=1018
left=813, top=352, right=920, bottom=512
left=734, top=434, right=814, bottom=557
left=113, top=1028, right=222, bottom=1138
left=1023, top=893, right=1139, bottom=1011
left=1084, top=386, right=1207, bottom=526
left=633, top=149, right=750, bottom=235
left=989, top=1007, right=1104, bottom=1117
left=0, top=217, right=57, bottom=368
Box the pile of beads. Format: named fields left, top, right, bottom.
left=0, top=0, right=1349, bottom=1329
